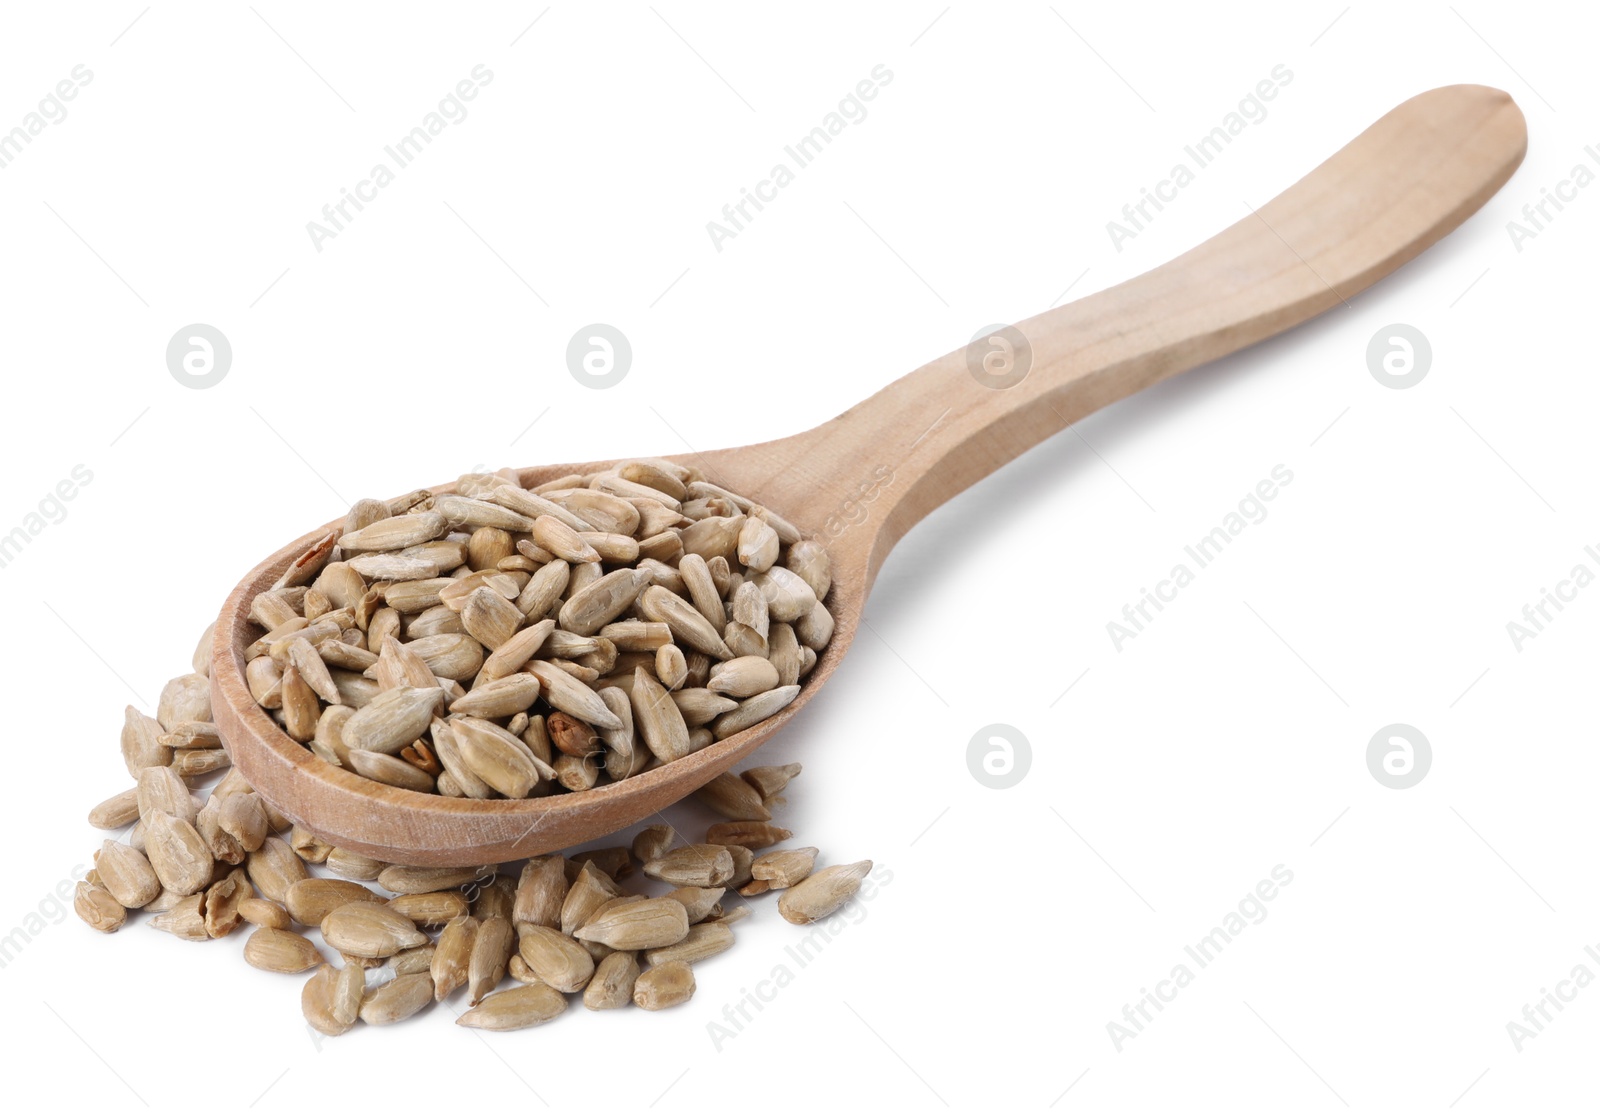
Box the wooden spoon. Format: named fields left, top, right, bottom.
left=213, top=85, right=1525, bottom=866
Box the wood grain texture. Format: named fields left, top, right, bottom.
left=212, top=85, right=1526, bottom=865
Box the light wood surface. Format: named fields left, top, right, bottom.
left=211, top=85, right=1527, bottom=865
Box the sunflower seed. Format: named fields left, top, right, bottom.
left=583, top=950, right=640, bottom=1010
left=642, top=845, right=734, bottom=888
left=522, top=661, right=621, bottom=729
left=516, top=925, right=595, bottom=993
left=285, top=878, right=382, bottom=926
left=148, top=892, right=208, bottom=940
left=95, top=841, right=161, bottom=909
left=248, top=836, right=309, bottom=904
left=448, top=673, right=541, bottom=718
left=751, top=846, right=818, bottom=888
left=777, top=860, right=873, bottom=924
left=340, top=511, right=447, bottom=552
left=458, top=981, right=567, bottom=1030
left=245, top=927, right=324, bottom=973
left=455, top=913, right=513, bottom=1006
left=321, top=902, right=427, bottom=958
left=389, top=891, right=470, bottom=928
left=302, top=964, right=358, bottom=1036
left=346, top=749, right=436, bottom=793
left=325, top=847, right=388, bottom=882
left=644, top=921, right=734, bottom=966
left=120, top=707, right=171, bottom=776
left=87, top=788, right=141, bottom=830
left=342, top=686, right=443, bottom=755
left=711, top=685, right=801, bottom=740
left=638, top=585, right=732, bottom=659
left=360, top=971, right=435, bottom=1024
left=706, top=822, right=792, bottom=851
left=633, top=960, right=696, bottom=1010
left=143, top=811, right=214, bottom=896
left=239, top=897, right=292, bottom=930
left=693, top=772, right=772, bottom=821
left=574, top=897, right=690, bottom=950
left=75, top=881, right=126, bottom=933
left=432, top=914, right=478, bottom=1001
left=742, top=762, right=802, bottom=800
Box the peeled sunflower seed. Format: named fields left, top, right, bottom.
left=95, top=841, right=161, bottom=909
left=466, top=915, right=517, bottom=1005
left=448, top=674, right=541, bottom=718
left=341, top=687, right=443, bottom=755
left=143, top=811, right=214, bottom=896
left=321, top=902, right=428, bottom=958
left=378, top=864, right=488, bottom=895
left=346, top=749, right=436, bottom=793
left=202, top=868, right=249, bottom=938
left=638, top=585, right=732, bottom=659
left=642, top=845, right=735, bottom=888
left=693, top=772, right=772, bottom=821
left=458, top=982, right=568, bottom=1031
left=777, top=860, right=874, bottom=925
left=122, top=706, right=172, bottom=776
left=452, top=717, right=543, bottom=799
left=389, top=944, right=436, bottom=975
left=573, top=897, right=690, bottom=950
left=707, top=656, right=781, bottom=699
left=633, top=960, right=696, bottom=1010
left=525, top=661, right=623, bottom=731
left=389, top=890, right=470, bottom=929
left=751, top=846, right=819, bottom=888
left=74, top=880, right=126, bottom=933
left=583, top=950, right=641, bottom=1010
left=325, top=847, right=388, bottom=882
left=513, top=856, right=568, bottom=929
left=239, top=897, right=292, bottom=930
left=360, top=972, right=435, bottom=1025
left=516, top=925, right=595, bottom=993
left=338, top=511, right=447, bottom=552
left=644, top=921, right=735, bottom=966
left=302, top=964, right=362, bottom=1036
left=742, top=762, right=802, bottom=800
left=87, top=788, right=142, bottom=830
left=711, top=686, right=801, bottom=740
left=243, top=927, right=324, bottom=973
left=559, top=862, right=621, bottom=936
left=432, top=914, right=478, bottom=1001
left=285, top=878, right=383, bottom=926
left=148, top=892, right=209, bottom=940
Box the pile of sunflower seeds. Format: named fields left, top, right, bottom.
left=79, top=646, right=875, bottom=1032
left=244, top=461, right=835, bottom=796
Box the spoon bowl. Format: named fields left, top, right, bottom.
left=212, top=85, right=1526, bottom=865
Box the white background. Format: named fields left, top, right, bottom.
left=1, top=2, right=1595, bottom=1111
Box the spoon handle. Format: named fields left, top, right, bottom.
left=754, top=85, right=1524, bottom=587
